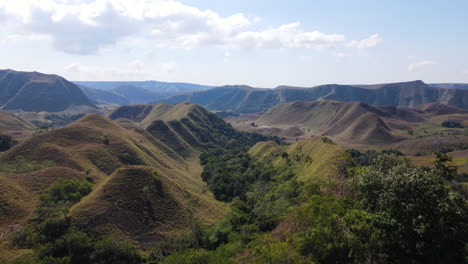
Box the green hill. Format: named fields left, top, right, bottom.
left=0, top=110, right=227, bottom=249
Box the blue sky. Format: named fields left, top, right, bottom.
left=0, top=0, right=467, bottom=87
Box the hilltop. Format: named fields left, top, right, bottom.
left=161, top=80, right=468, bottom=113
left=229, top=100, right=468, bottom=154
left=0, top=69, right=96, bottom=112
left=76, top=81, right=213, bottom=105
left=0, top=108, right=227, bottom=248
left=109, top=102, right=250, bottom=156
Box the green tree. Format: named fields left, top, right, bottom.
left=353, top=154, right=468, bottom=263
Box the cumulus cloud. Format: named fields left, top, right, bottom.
left=408, top=60, right=438, bottom=71
left=347, top=34, right=383, bottom=49
left=63, top=60, right=175, bottom=80
left=0, top=0, right=383, bottom=54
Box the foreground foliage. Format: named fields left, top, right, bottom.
left=11, top=178, right=142, bottom=264
left=165, top=152, right=468, bottom=263
left=6, top=142, right=468, bottom=263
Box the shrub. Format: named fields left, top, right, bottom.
left=93, top=236, right=142, bottom=264
left=441, top=120, right=463, bottom=128
left=0, top=156, right=55, bottom=173
left=0, top=134, right=18, bottom=151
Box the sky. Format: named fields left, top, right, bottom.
left=0, top=0, right=467, bottom=87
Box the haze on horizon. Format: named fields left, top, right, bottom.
left=0, top=0, right=467, bottom=87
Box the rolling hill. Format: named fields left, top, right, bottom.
left=230, top=100, right=468, bottom=153
left=0, top=69, right=96, bottom=112
left=0, top=110, right=36, bottom=138
left=79, top=85, right=130, bottom=105
left=0, top=105, right=230, bottom=249
left=76, top=81, right=214, bottom=105
left=74, top=81, right=213, bottom=92
left=161, top=80, right=468, bottom=113
left=108, top=102, right=250, bottom=157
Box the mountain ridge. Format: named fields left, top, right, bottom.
left=0, top=69, right=96, bottom=112
left=161, top=80, right=468, bottom=113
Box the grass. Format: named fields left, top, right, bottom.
left=0, top=156, right=55, bottom=173
left=249, top=136, right=345, bottom=183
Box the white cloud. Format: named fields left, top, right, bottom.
left=333, top=52, right=351, bottom=59
left=347, top=34, right=383, bottom=49
left=160, top=61, right=176, bottom=73
left=63, top=60, right=175, bottom=80
left=408, top=60, right=438, bottom=71
left=0, top=0, right=382, bottom=54
left=144, top=50, right=154, bottom=58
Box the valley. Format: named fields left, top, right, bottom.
left=0, top=70, right=467, bottom=263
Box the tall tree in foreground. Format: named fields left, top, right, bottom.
left=353, top=154, right=468, bottom=263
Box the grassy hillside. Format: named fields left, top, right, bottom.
left=249, top=137, right=345, bottom=183
left=231, top=100, right=468, bottom=156
left=0, top=110, right=36, bottom=139
left=161, top=80, right=468, bottom=113
left=0, top=110, right=227, bottom=251
left=0, top=69, right=96, bottom=112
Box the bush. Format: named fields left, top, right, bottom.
left=321, top=136, right=336, bottom=144
left=40, top=178, right=92, bottom=205
left=93, top=236, right=142, bottom=264
left=0, top=134, right=18, bottom=151
left=441, top=120, right=463, bottom=128
left=0, top=156, right=55, bottom=173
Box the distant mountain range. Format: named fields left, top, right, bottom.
left=229, top=99, right=468, bottom=154
left=429, top=83, right=468, bottom=90
left=75, top=81, right=214, bottom=105
left=161, top=81, right=468, bottom=113
left=2, top=69, right=468, bottom=115
left=0, top=69, right=96, bottom=112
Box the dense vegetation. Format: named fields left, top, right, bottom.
left=441, top=120, right=464, bottom=128
left=0, top=134, right=18, bottom=151
left=345, top=148, right=403, bottom=166
left=159, top=151, right=468, bottom=263
left=198, top=130, right=283, bottom=201
left=11, top=178, right=142, bottom=264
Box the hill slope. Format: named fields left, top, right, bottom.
left=74, top=81, right=213, bottom=92
left=0, top=110, right=36, bottom=138
left=109, top=102, right=249, bottom=156
left=0, top=69, right=96, bottom=112
left=430, top=83, right=468, bottom=90
left=161, top=81, right=468, bottom=113
left=230, top=100, right=468, bottom=154
left=0, top=110, right=226, bottom=247
left=254, top=100, right=408, bottom=145
left=79, top=85, right=130, bottom=105
left=75, top=81, right=214, bottom=105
